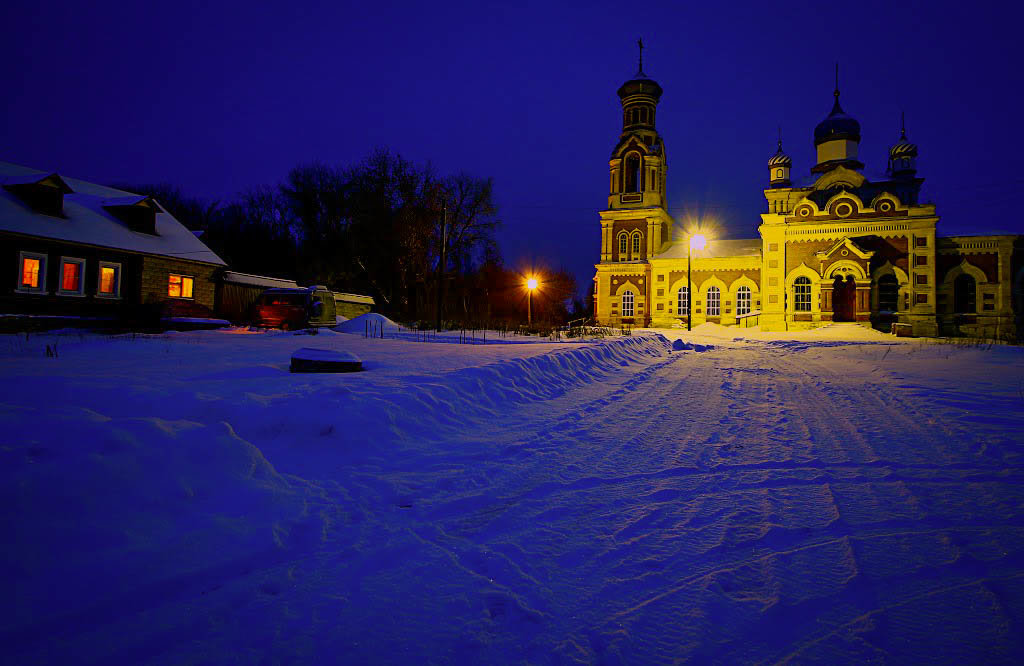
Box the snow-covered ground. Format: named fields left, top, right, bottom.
left=2, top=322, right=1023, bottom=663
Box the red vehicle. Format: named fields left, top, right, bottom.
left=253, top=286, right=336, bottom=330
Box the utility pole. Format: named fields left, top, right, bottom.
left=435, top=201, right=446, bottom=332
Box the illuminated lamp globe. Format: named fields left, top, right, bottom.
left=690, top=234, right=707, bottom=250
left=527, top=278, right=538, bottom=290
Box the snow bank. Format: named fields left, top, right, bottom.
left=334, top=312, right=401, bottom=333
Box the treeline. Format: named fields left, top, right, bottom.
left=118, top=148, right=583, bottom=325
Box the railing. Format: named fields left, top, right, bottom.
left=736, top=310, right=761, bottom=328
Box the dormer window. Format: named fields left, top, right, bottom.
left=103, top=196, right=159, bottom=235
left=2, top=173, right=73, bottom=217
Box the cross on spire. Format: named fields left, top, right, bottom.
left=834, top=62, right=840, bottom=99
left=901, top=110, right=906, bottom=138
left=637, top=38, right=645, bottom=76
left=778, top=125, right=783, bottom=150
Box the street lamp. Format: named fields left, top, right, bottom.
left=687, top=233, right=706, bottom=331
left=526, top=277, right=538, bottom=326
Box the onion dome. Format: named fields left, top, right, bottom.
left=768, top=140, right=792, bottom=167
left=617, top=39, right=663, bottom=100
left=889, top=126, right=918, bottom=160
left=814, top=88, right=861, bottom=146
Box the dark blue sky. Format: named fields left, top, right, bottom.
left=2, top=1, right=1021, bottom=293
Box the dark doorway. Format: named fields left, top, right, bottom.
left=954, top=274, right=976, bottom=313
left=833, top=275, right=856, bottom=321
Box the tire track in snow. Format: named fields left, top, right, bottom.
left=403, top=337, right=1024, bottom=663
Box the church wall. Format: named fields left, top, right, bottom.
left=611, top=220, right=647, bottom=262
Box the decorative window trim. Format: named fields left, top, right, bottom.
left=631, top=232, right=642, bottom=255
left=57, top=256, right=87, bottom=297
left=706, top=286, right=721, bottom=316
left=621, top=290, right=635, bottom=317
left=736, top=285, right=752, bottom=315
left=618, top=232, right=628, bottom=256
left=793, top=276, right=812, bottom=312
left=15, top=251, right=47, bottom=294
left=168, top=273, right=195, bottom=300
left=96, top=261, right=123, bottom=299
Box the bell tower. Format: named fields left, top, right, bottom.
left=598, top=40, right=673, bottom=265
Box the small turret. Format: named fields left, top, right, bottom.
left=768, top=131, right=792, bottom=187
left=888, top=112, right=918, bottom=178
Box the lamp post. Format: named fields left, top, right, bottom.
left=687, top=233, right=706, bottom=331
left=527, top=277, right=538, bottom=326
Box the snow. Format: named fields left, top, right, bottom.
left=2, top=325, right=1023, bottom=663
left=0, top=161, right=226, bottom=266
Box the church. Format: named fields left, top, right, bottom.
left=593, top=60, right=1023, bottom=339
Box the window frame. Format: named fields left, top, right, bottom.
left=618, top=232, right=628, bottom=256
left=621, top=290, right=635, bottom=317
left=96, top=261, right=122, bottom=299
left=878, top=274, right=899, bottom=312
left=57, top=256, right=87, bottom=297
left=631, top=232, right=642, bottom=256
left=706, top=286, right=721, bottom=316
left=168, top=273, right=195, bottom=300
left=15, top=251, right=47, bottom=294
left=793, top=276, right=812, bottom=312
left=677, top=286, right=689, bottom=315
left=736, top=285, right=752, bottom=315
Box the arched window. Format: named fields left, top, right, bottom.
left=954, top=274, right=976, bottom=313
left=775, top=169, right=784, bottom=179
left=621, top=290, right=635, bottom=317
left=677, top=286, right=689, bottom=315
left=707, top=286, right=721, bottom=316
left=624, top=154, right=641, bottom=193
left=794, top=276, right=812, bottom=311
left=618, top=233, right=628, bottom=256
left=736, top=286, right=752, bottom=315
left=631, top=232, right=642, bottom=255
left=878, top=274, right=899, bottom=312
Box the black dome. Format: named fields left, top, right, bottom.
left=617, top=75, right=663, bottom=100
left=814, top=93, right=860, bottom=146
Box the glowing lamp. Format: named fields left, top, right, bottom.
left=690, top=234, right=707, bottom=251
left=527, top=278, right=538, bottom=290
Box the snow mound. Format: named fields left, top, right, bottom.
left=334, top=312, right=401, bottom=333
left=672, top=339, right=715, bottom=352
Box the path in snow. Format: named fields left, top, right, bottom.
left=3, top=330, right=1024, bottom=663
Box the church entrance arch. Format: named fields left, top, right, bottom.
left=833, top=274, right=856, bottom=321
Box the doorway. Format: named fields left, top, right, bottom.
left=833, top=275, right=856, bottom=321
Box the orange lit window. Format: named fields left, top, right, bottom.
left=61, top=262, right=81, bottom=291
left=21, top=257, right=40, bottom=288
left=168, top=274, right=194, bottom=298
left=98, top=265, right=119, bottom=295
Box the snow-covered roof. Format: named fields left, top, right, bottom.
left=222, top=271, right=300, bottom=289
left=654, top=238, right=762, bottom=260
left=334, top=292, right=375, bottom=305
left=0, top=161, right=226, bottom=266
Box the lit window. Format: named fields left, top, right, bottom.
left=618, top=233, right=628, bottom=255
left=776, top=169, right=783, bottom=179
left=794, top=276, right=812, bottom=311
left=168, top=273, right=194, bottom=299
left=97, top=262, right=121, bottom=298
left=736, top=286, right=751, bottom=315
left=18, top=252, right=46, bottom=292
left=707, top=286, right=721, bottom=316
left=632, top=233, right=641, bottom=255
left=58, top=257, right=86, bottom=296
left=677, top=286, right=689, bottom=315
left=621, top=290, right=634, bottom=317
